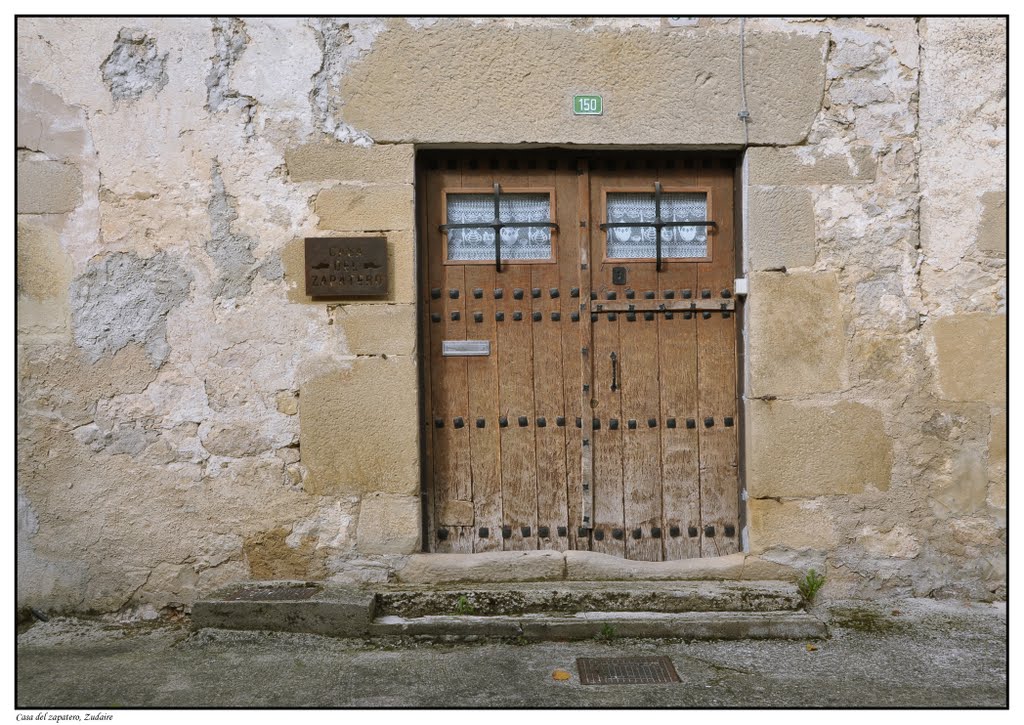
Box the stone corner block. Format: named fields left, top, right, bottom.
left=977, top=191, right=1006, bottom=253
left=17, top=155, right=83, bottom=214
left=335, top=304, right=416, bottom=356
left=356, top=492, right=421, bottom=555
left=748, top=271, right=847, bottom=397
left=299, top=356, right=419, bottom=496
left=747, top=145, right=876, bottom=186
left=746, top=31, right=829, bottom=146
left=192, top=581, right=375, bottom=636
left=747, top=400, right=892, bottom=497
left=747, top=186, right=816, bottom=270
left=929, top=313, right=1006, bottom=404
left=747, top=499, right=838, bottom=554
left=988, top=408, right=1006, bottom=471
left=17, top=214, right=73, bottom=302
left=394, top=551, right=566, bottom=584
left=314, top=184, right=414, bottom=232
left=285, top=142, right=414, bottom=184
left=18, top=74, right=89, bottom=160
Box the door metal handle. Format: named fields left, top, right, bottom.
left=610, top=352, right=618, bottom=392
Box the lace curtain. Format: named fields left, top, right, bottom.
left=606, top=192, right=708, bottom=259
left=446, top=193, right=552, bottom=261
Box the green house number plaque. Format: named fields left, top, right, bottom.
left=573, top=95, right=603, bottom=115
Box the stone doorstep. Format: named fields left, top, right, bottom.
left=369, top=611, right=828, bottom=641
left=191, top=579, right=819, bottom=641
left=394, top=550, right=802, bottom=584
left=375, top=580, right=804, bottom=617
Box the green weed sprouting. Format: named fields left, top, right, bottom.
left=596, top=623, right=616, bottom=642
left=798, top=569, right=826, bottom=603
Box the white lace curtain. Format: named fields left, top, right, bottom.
left=446, top=193, right=552, bottom=261
left=606, top=192, right=708, bottom=259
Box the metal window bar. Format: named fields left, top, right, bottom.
left=599, top=181, right=717, bottom=270
left=438, top=183, right=560, bottom=272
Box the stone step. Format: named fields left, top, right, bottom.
left=393, top=551, right=801, bottom=584
left=192, top=580, right=818, bottom=641
left=192, top=582, right=375, bottom=637
left=370, top=611, right=828, bottom=641
left=375, top=580, right=803, bottom=617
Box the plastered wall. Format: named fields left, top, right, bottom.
left=16, top=17, right=1005, bottom=614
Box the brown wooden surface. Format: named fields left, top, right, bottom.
left=426, top=160, right=472, bottom=552
left=563, top=158, right=589, bottom=550
left=495, top=162, right=540, bottom=551
left=696, top=160, right=740, bottom=556
left=613, top=163, right=663, bottom=562
left=462, top=160, right=503, bottom=553
left=417, top=160, right=436, bottom=552
left=531, top=162, right=569, bottom=551
left=421, top=152, right=738, bottom=560
left=576, top=158, right=595, bottom=545
left=658, top=160, right=703, bottom=560
left=589, top=164, right=625, bottom=558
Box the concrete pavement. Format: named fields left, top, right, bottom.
left=16, top=597, right=1006, bottom=708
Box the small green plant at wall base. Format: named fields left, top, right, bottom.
left=798, top=569, right=826, bottom=603
left=453, top=595, right=476, bottom=615
left=596, top=623, right=616, bottom=642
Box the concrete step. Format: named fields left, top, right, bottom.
left=370, top=611, right=828, bottom=641
left=374, top=580, right=803, bottom=617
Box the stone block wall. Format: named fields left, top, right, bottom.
left=742, top=17, right=1005, bottom=600
left=16, top=17, right=1005, bottom=615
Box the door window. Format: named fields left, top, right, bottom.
left=445, top=191, right=555, bottom=262
left=605, top=190, right=709, bottom=260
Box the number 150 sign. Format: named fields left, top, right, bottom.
left=573, top=95, right=603, bottom=115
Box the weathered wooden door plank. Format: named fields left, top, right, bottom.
left=531, top=160, right=570, bottom=551
left=613, top=163, right=663, bottom=562
left=658, top=159, right=703, bottom=561
left=496, top=162, right=540, bottom=552
left=462, top=159, right=503, bottom=553
left=697, top=161, right=740, bottom=557
left=562, top=158, right=589, bottom=551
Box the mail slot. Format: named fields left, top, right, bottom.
left=442, top=340, right=491, bottom=357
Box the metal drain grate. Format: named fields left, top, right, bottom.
left=577, top=656, right=681, bottom=685
left=223, top=585, right=321, bottom=602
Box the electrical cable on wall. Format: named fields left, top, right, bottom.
left=738, top=17, right=751, bottom=146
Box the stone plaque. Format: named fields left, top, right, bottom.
left=305, top=237, right=388, bottom=297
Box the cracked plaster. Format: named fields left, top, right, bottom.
left=15, top=17, right=1006, bottom=614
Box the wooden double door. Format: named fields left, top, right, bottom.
left=418, top=151, right=739, bottom=560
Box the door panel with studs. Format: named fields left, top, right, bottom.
left=419, top=152, right=739, bottom=559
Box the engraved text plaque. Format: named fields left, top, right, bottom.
left=305, top=237, right=387, bottom=297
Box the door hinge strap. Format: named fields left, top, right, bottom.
left=592, top=299, right=735, bottom=312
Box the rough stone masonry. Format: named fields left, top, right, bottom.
left=16, top=17, right=1005, bottom=616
